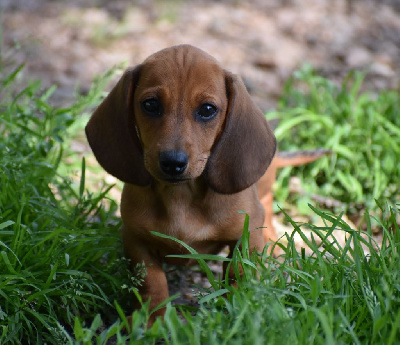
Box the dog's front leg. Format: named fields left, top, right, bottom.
left=122, top=234, right=169, bottom=325
left=124, top=259, right=168, bottom=328
left=134, top=262, right=168, bottom=324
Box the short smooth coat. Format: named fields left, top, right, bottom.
left=86, top=44, right=277, bottom=324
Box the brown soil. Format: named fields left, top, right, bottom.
left=2, top=0, right=399, bottom=110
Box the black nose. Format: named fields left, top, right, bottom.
left=159, top=150, right=188, bottom=176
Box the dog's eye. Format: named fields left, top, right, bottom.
left=142, top=99, right=162, bottom=116
left=196, top=104, right=218, bottom=121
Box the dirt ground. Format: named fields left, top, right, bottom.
left=1, top=0, right=399, bottom=311
left=2, top=0, right=400, bottom=110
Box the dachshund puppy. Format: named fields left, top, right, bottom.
left=86, top=44, right=277, bottom=323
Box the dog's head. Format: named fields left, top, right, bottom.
left=86, top=44, right=276, bottom=194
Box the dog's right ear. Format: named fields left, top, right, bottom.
left=85, top=66, right=151, bottom=185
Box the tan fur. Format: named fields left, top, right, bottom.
left=257, top=149, right=331, bottom=245
left=86, top=44, right=279, bottom=324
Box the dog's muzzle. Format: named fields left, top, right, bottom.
left=159, top=150, right=188, bottom=178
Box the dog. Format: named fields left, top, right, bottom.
left=86, top=44, right=278, bottom=324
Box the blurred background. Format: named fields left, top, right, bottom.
left=1, top=0, right=399, bottom=111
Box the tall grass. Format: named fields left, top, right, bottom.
left=267, top=65, right=400, bottom=214
left=73, top=204, right=400, bottom=344
left=0, top=63, right=141, bottom=344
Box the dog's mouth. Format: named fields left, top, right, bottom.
left=162, top=177, right=190, bottom=184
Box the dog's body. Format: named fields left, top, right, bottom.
left=258, top=149, right=332, bottom=245
left=121, top=176, right=266, bottom=318
left=86, top=44, right=277, bottom=322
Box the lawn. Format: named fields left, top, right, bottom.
left=0, top=61, right=399, bottom=344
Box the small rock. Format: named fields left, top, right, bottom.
left=346, top=46, right=373, bottom=68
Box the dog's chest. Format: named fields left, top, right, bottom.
left=145, top=193, right=219, bottom=243
left=121, top=183, right=246, bottom=244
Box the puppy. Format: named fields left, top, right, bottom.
left=86, top=44, right=277, bottom=323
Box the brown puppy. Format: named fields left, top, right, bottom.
left=85, top=44, right=276, bottom=323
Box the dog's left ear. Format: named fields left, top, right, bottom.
left=205, top=72, right=277, bottom=194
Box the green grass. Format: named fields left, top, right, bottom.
left=73, top=205, right=400, bottom=345
left=267, top=64, right=400, bottom=215
left=1, top=60, right=399, bottom=344
left=0, top=63, right=141, bottom=343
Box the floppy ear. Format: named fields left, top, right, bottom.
left=205, top=72, right=277, bottom=194
left=85, top=67, right=151, bottom=185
